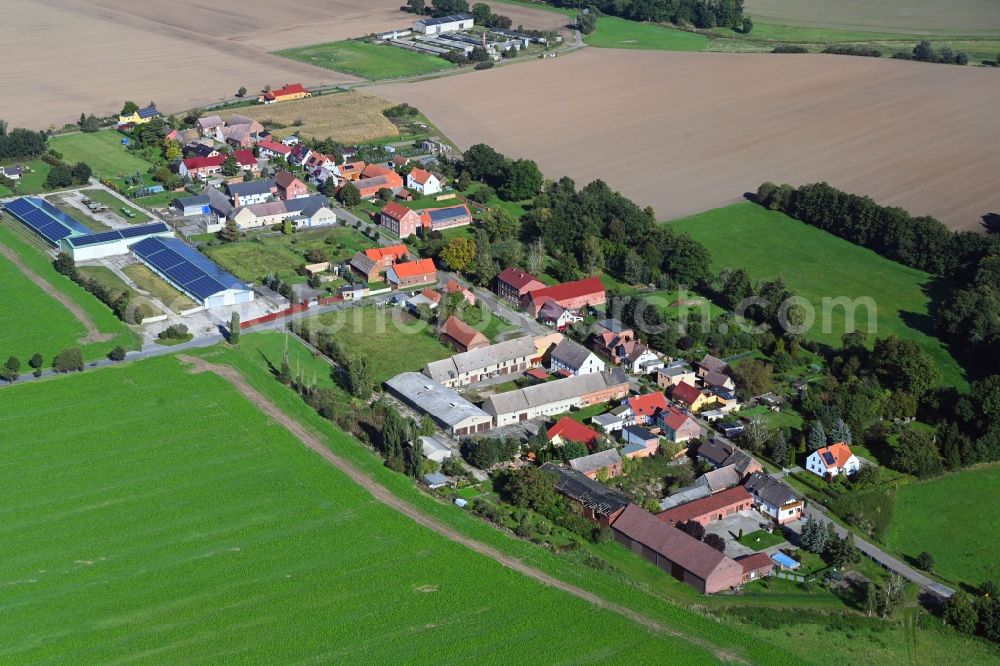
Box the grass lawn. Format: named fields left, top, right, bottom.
left=0, top=218, right=139, bottom=362
left=122, top=263, right=197, bottom=312
left=457, top=302, right=519, bottom=341
left=76, top=266, right=160, bottom=318
left=885, top=463, right=1000, bottom=587
left=309, top=306, right=453, bottom=383
left=736, top=405, right=804, bottom=431
left=81, top=188, right=151, bottom=223
left=738, top=529, right=786, bottom=551
left=642, top=288, right=725, bottom=321
left=203, top=226, right=375, bottom=282
left=0, top=160, right=51, bottom=196
left=276, top=40, right=456, bottom=80
left=48, top=130, right=155, bottom=181
left=133, top=190, right=180, bottom=209
left=586, top=16, right=708, bottom=50
left=0, top=356, right=724, bottom=664
left=566, top=400, right=617, bottom=424
left=669, top=203, right=965, bottom=389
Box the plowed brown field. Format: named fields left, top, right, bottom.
left=0, top=0, right=566, bottom=130
left=370, top=49, right=1000, bottom=232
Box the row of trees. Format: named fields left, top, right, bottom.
left=52, top=253, right=142, bottom=324
left=0, top=120, right=48, bottom=160
left=544, top=0, right=746, bottom=30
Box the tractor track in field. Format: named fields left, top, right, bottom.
left=178, top=354, right=748, bottom=664
left=0, top=244, right=114, bottom=344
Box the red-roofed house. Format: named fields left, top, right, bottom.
left=440, top=316, right=489, bottom=352
left=179, top=150, right=259, bottom=180
left=656, top=404, right=701, bottom=443
left=406, top=167, right=442, bottom=195
left=524, top=277, right=606, bottom=317
left=380, top=202, right=423, bottom=238
left=628, top=392, right=668, bottom=426
left=258, top=83, right=312, bottom=104
left=386, top=258, right=437, bottom=289
left=362, top=164, right=396, bottom=179
left=736, top=553, right=774, bottom=583
left=547, top=416, right=601, bottom=449
left=365, top=245, right=409, bottom=264
left=257, top=140, right=291, bottom=160
left=671, top=381, right=713, bottom=413
left=274, top=171, right=308, bottom=200
left=337, top=161, right=366, bottom=181
left=445, top=279, right=475, bottom=305
left=494, top=267, right=545, bottom=303
left=355, top=171, right=404, bottom=199
left=656, top=486, right=754, bottom=527
left=806, top=442, right=860, bottom=481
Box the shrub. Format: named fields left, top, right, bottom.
left=772, top=45, right=808, bottom=54
left=474, top=61, right=495, bottom=70
left=916, top=551, right=935, bottom=571
left=158, top=324, right=190, bottom=340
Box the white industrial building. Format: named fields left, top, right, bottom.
left=412, top=13, right=474, bottom=35
left=385, top=372, right=493, bottom=436
left=59, top=223, right=174, bottom=261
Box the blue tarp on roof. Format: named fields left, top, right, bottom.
left=771, top=553, right=801, bottom=570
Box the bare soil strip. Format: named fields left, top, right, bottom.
left=178, top=354, right=747, bottom=664
left=0, top=244, right=113, bottom=343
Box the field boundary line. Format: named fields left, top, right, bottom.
left=0, top=243, right=113, bottom=343
left=177, top=354, right=747, bottom=664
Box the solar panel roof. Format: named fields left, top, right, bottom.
left=131, top=236, right=247, bottom=302
left=66, top=222, right=170, bottom=247
left=4, top=197, right=90, bottom=244
left=822, top=451, right=836, bottom=465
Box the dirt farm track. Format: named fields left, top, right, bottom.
left=370, top=49, right=1000, bottom=232
left=0, top=0, right=564, bottom=129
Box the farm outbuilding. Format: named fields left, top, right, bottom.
left=59, top=222, right=174, bottom=261
left=130, top=236, right=254, bottom=308
left=412, top=14, right=474, bottom=35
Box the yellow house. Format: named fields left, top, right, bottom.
left=258, top=83, right=311, bottom=104
left=117, top=106, right=162, bottom=126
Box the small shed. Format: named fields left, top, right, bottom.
left=423, top=472, right=450, bottom=489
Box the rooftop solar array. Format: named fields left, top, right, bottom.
left=131, top=236, right=247, bottom=302
left=822, top=451, right=837, bottom=466
left=4, top=197, right=91, bottom=245
left=66, top=222, right=171, bottom=248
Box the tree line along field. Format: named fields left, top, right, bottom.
left=885, top=463, right=1000, bottom=587
left=0, top=355, right=732, bottom=664
left=668, top=203, right=966, bottom=388
left=0, top=220, right=138, bottom=363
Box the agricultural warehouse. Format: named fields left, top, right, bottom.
left=483, top=369, right=629, bottom=427
left=385, top=372, right=493, bottom=436
left=610, top=504, right=744, bottom=595
left=656, top=486, right=754, bottom=527
left=412, top=14, right=474, bottom=35
left=3, top=196, right=91, bottom=245
left=130, top=236, right=254, bottom=308
left=423, top=334, right=555, bottom=388
left=59, top=222, right=173, bottom=261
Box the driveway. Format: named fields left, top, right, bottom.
left=703, top=510, right=782, bottom=559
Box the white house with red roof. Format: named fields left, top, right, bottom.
left=407, top=167, right=442, bottom=195
left=258, top=83, right=311, bottom=104
left=627, top=392, right=668, bottom=426
left=524, top=277, right=606, bottom=317
left=806, top=443, right=860, bottom=481
left=256, top=140, right=291, bottom=160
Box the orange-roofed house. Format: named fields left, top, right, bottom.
left=445, top=279, right=475, bottom=305
left=440, top=315, right=490, bottom=352
left=386, top=258, right=437, bottom=289
left=407, top=167, right=442, bottom=195
left=547, top=416, right=601, bottom=449
left=354, top=171, right=404, bottom=199
left=806, top=443, right=860, bottom=481
left=337, top=161, right=367, bottom=182
left=524, top=277, right=606, bottom=317
left=628, top=392, right=668, bottom=426
left=258, top=83, right=312, bottom=104
left=380, top=202, right=423, bottom=238
left=348, top=244, right=409, bottom=282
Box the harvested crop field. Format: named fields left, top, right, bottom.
left=370, top=49, right=1000, bottom=232
left=744, top=0, right=1000, bottom=35
left=221, top=92, right=398, bottom=143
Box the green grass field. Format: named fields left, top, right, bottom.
left=203, top=226, right=375, bottom=282
left=0, top=219, right=139, bottom=363
left=276, top=40, right=456, bottom=80
left=738, top=529, right=786, bottom=551
left=457, top=302, right=519, bottom=341
left=0, top=356, right=730, bottom=663
left=49, top=131, right=155, bottom=181
left=886, top=464, right=1000, bottom=587
left=308, top=306, right=452, bottom=383
left=81, top=188, right=151, bottom=223
left=586, top=16, right=708, bottom=50
left=0, top=160, right=51, bottom=196
left=669, top=203, right=965, bottom=388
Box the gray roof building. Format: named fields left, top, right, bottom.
left=569, top=448, right=622, bottom=476
left=744, top=472, right=799, bottom=508
left=482, top=369, right=628, bottom=421
left=424, top=336, right=538, bottom=385
left=227, top=179, right=275, bottom=199
left=550, top=338, right=603, bottom=374
left=384, top=372, right=493, bottom=436
left=695, top=465, right=742, bottom=493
